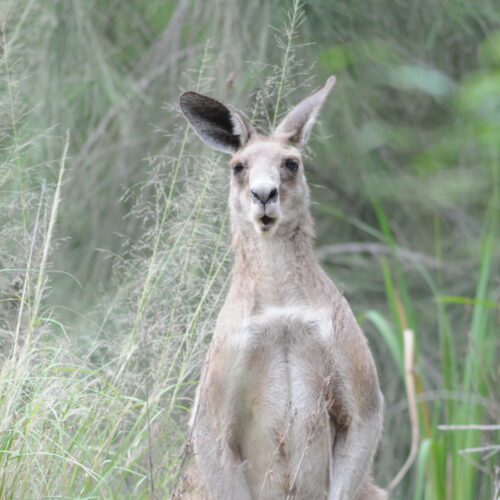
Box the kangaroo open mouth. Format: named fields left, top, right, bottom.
left=259, top=215, right=276, bottom=231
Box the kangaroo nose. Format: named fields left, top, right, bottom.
left=251, top=186, right=278, bottom=205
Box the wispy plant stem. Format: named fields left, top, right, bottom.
left=271, top=0, right=301, bottom=129
left=30, top=132, right=69, bottom=334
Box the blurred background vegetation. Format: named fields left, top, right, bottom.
left=0, top=0, right=498, bottom=498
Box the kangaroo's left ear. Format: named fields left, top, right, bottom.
left=272, top=76, right=336, bottom=148
left=179, top=91, right=256, bottom=154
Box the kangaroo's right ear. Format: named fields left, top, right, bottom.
left=179, top=91, right=256, bottom=154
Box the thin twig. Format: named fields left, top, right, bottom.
left=386, top=390, right=499, bottom=418
left=257, top=401, right=294, bottom=500
left=287, top=395, right=328, bottom=499
left=143, top=348, right=155, bottom=498
left=458, top=445, right=500, bottom=454
left=317, top=242, right=455, bottom=270
left=31, top=131, right=69, bottom=326
left=438, top=424, right=500, bottom=431
left=388, top=329, right=419, bottom=491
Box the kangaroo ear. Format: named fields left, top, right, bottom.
left=179, top=91, right=256, bottom=154
left=273, top=76, right=336, bottom=148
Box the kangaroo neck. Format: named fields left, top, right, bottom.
left=230, top=219, right=331, bottom=311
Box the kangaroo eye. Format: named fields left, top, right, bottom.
left=284, top=158, right=299, bottom=173
left=233, top=164, right=245, bottom=174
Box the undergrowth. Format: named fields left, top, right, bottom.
left=0, top=0, right=498, bottom=498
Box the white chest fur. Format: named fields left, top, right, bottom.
left=229, top=306, right=335, bottom=499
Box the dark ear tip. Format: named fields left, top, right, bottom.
left=179, top=90, right=198, bottom=98
left=179, top=91, right=199, bottom=109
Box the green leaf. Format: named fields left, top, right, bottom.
left=413, top=438, right=433, bottom=500
left=364, top=309, right=403, bottom=376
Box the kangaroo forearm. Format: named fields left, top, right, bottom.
left=328, top=415, right=382, bottom=500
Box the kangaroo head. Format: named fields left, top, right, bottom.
left=179, top=76, right=335, bottom=238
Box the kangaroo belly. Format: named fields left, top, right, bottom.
left=234, top=307, right=334, bottom=499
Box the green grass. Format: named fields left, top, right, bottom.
left=366, top=184, right=498, bottom=498
left=0, top=0, right=498, bottom=498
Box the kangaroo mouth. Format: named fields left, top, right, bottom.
left=260, top=215, right=276, bottom=231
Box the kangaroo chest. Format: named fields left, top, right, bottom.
left=230, top=306, right=335, bottom=499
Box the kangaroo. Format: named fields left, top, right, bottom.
left=178, top=76, right=386, bottom=500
